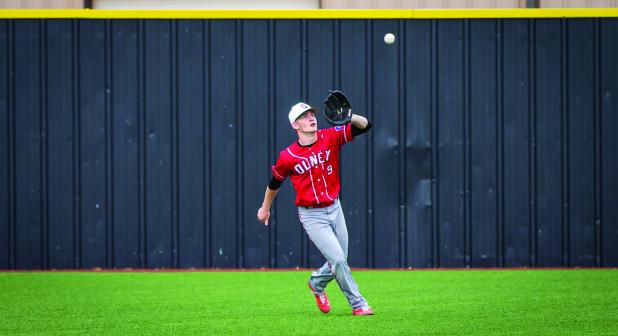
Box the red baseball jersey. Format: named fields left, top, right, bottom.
left=272, top=125, right=355, bottom=207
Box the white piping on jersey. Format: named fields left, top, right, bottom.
left=321, top=173, right=334, bottom=201
left=272, top=167, right=285, bottom=180
left=343, top=125, right=348, bottom=143
left=287, top=147, right=320, bottom=204
left=317, top=138, right=333, bottom=201
left=286, top=147, right=306, bottom=161
left=307, top=169, right=320, bottom=204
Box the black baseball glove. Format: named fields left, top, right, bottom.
left=323, top=90, right=352, bottom=126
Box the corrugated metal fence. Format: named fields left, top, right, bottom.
left=0, top=17, right=617, bottom=269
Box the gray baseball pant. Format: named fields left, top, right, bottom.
left=298, top=198, right=367, bottom=309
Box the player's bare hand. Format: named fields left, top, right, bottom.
left=257, top=207, right=270, bottom=226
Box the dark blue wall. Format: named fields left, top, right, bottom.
left=1, top=18, right=617, bottom=269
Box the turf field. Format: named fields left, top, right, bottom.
left=1, top=269, right=616, bottom=335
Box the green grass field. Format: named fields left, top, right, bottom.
left=1, top=269, right=617, bottom=335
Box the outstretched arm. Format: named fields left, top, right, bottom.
left=257, top=178, right=282, bottom=226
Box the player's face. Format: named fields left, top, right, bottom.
left=293, top=111, right=317, bottom=133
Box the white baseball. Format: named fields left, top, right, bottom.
left=384, top=33, right=396, bottom=45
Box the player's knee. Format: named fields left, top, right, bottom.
left=330, top=256, right=348, bottom=273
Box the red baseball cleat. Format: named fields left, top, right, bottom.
left=308, top=282, right=331, bottom=313
left=352, top=306, right=374, bottom=316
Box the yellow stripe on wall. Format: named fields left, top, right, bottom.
left=0, top=8, right=617, bottom=19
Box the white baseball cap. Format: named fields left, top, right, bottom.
left=288, top=102, right=319, bottom=125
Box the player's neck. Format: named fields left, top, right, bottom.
left=297, top=131, right=317, bottom=146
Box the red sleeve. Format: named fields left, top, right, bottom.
left=271, top=152, right=292, bottom=181
left=328, top=124, right=354, bottom=146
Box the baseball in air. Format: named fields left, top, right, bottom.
left=384, top=33, right=396, bottom=45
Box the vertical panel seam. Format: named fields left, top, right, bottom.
left=171, top=19, right=179, bottom=268
left=73, top=19, right=82, bottom=269
left=201, top=19, right=208, bottom=268
left=207, top=20, right=213, bottom=268
left=593, top=18, right=602, bottom=267
left=41, top=19, right=49, bottom=269
left=138, top=19, right=146, bottom=268
left=496, top=19, right=505, bottom=268
left=528, top=19, right=537, bottom=267
left=464, top=19, right=471, bottom=268
left=335, top=19, right=340, bottom=89
left=431, top=19, right=439, bottom=268
left=200, top=20, right=208, bottom=268
left=399, top=18, right=406, bottom=268
left=8, top=19, right=16, bottom=269
left=268, top=19, right=277, bottom=268
left=105, top=19, right=114, bottom=269
left=236, top=19, right=244, bottom=268
left=366, top=19, right=374, bottom=268
left=561, top=19, right=570, bottom=267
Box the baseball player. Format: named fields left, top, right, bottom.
left=256, top=92, right=373, bottom=316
